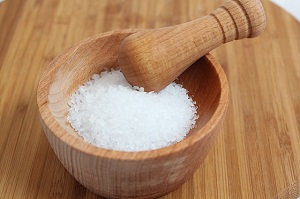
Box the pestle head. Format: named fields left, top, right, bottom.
left=118, top=0, right=266, bottom=92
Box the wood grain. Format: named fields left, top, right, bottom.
left=1, top=0, right=300, bottom=198
left=118, top=0, right=266, bottom=92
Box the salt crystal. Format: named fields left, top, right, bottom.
left=67, top=69, right=198, bottom=152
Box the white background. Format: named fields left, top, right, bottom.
left=271, top=0, right=300, bottom=22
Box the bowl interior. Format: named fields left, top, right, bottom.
left=175, top=57, right=223, bottom=137
left=38, top=29, right=225, bottom=150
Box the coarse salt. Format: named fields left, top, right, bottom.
left=67, top=69, right=198, bottom=152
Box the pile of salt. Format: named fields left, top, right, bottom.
left=67, top=69, right=198, bottom=152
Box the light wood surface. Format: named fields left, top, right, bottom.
left=1, top=0, right=300, bottom=198
left=119, top=0, right=266, bottom=92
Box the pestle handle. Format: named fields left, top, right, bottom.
left=119, top=0, right=266, bottom=92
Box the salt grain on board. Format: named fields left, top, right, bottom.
left=67, top=69, right=198, bottom=152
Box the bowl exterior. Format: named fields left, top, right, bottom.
left=40, top=114, right=225, bottom=199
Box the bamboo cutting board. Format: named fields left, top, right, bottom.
left=0, top=0, right=300, bottom=198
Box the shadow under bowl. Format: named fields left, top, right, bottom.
left=37, top=29, right=229, bottom=199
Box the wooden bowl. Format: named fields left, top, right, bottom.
left=37, top=29, right=229, bottom=199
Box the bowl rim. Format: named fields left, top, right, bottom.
left=37, top=29, right=229, bottom=161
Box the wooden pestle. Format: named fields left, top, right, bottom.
left=118, top=0, right=266, bottom=92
